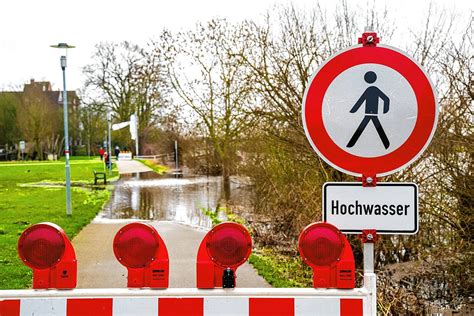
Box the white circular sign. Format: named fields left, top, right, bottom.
left=302, top=44, right=438, bottom=177
left=322, top=64, right=417, bottom=157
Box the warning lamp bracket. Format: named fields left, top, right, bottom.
left=222, top=268, right=235, bottom=288
left=358, top=32, right=380, bottom=47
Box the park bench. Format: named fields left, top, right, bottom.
left=93, top=170, right=106, bottom=185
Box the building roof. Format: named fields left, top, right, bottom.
left=0, top=79, right=79, bottom=107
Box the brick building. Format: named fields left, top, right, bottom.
left=22, top=79, right=82, bottom=145
left=0, top=79, right=82, bottom=159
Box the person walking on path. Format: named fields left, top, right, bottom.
left=104, top=152, right=112, bottom=170
left=114, top=146, right=120, bottom=160
left=346, top=71, right=390, bottom=149
left=98, top=147, right=105, bottom=160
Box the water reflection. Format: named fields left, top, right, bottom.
left=100, top=172, right=251, bottom=229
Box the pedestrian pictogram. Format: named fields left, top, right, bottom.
left=346, top=71, right=390, bottom=149
left=302, top=42, right=438, bottom=177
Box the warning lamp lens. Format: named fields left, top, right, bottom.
left=18, top=224, right=66, bottom=269
left=207, top=223, right=252, bottom=267
left=299, top=223, right=344, bottom=267
left=114, top=223, right=158, bottom=268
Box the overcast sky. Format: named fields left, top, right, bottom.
left=0, top=0, right=471, bottom=92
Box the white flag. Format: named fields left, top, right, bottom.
left=112, top=121, right=130, bottom=131
left=130, top=114, right=137, bottom=140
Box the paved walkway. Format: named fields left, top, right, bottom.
left=72, top=221, right=270, bottom=288
left=115, top=159, right=152, bottom=174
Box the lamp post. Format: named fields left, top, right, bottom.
left=107, top=109, right=112, bottom=175
left=51, top=43, right=75, bottom=216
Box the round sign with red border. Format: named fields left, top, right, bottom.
left=302, top=44, right=438, bottom=177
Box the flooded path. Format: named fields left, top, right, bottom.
left=96, top=172, right=252, bottom=229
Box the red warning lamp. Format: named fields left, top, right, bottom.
left=197, top=222, right=252, bottom=288
left=18, top=222, right=77, bottom=289
left=113, top=222, right=169, bottom=288
left=298, top=222, right=355, bottom=288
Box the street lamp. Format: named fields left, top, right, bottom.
left=106, top=109, right=112, bottom=175
left=51, top=43, right=75, bottom=216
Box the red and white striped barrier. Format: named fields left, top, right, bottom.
left=5, top=220, right=378, bottom=315
left=1, top=297, right=361, bottom=316
left=0, top=278, right=376, bottom=316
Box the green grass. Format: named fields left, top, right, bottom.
left=0, top=157, right=118, bottom=289
left=136, top=159, right=168, bottom=174
left=249, top=248, right=313, bottom=288
left=0, top=158, right=117, bottom=186
left=62, top=156, right=98, bottom=161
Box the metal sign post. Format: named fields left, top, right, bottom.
left=107, top=110, right=113, bottom=175
left=361, top=230, right=378, bottom=316
left=134, top=113, right=139, bottom=157
left=19, top=141, right=25, bottom=160
left=174, top=140, right=179, bottom=170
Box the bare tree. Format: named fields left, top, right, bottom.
left=83, top=41, right=168, bottom=153
left=78, top=100, right=108, bottom=156
left=235, top=4, right=395, bottom=239
left=161, top=20, right=256, bottom=187
left=17, top=87, right=61, bottom=160
left=0, top=92, right=20, bottom=146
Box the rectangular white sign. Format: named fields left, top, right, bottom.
left=323, top=182, right=418, bottom=234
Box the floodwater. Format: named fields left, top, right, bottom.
left=98, top=172, right=252, bottom=229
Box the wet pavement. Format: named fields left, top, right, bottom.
left=115, top=159, right=152, bottom=174
left=72, top=171, right=269, bottom=288
left=73, top=221, right=270, bottom=288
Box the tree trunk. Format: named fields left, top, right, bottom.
left=222, top=159, right=231, bottom=201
